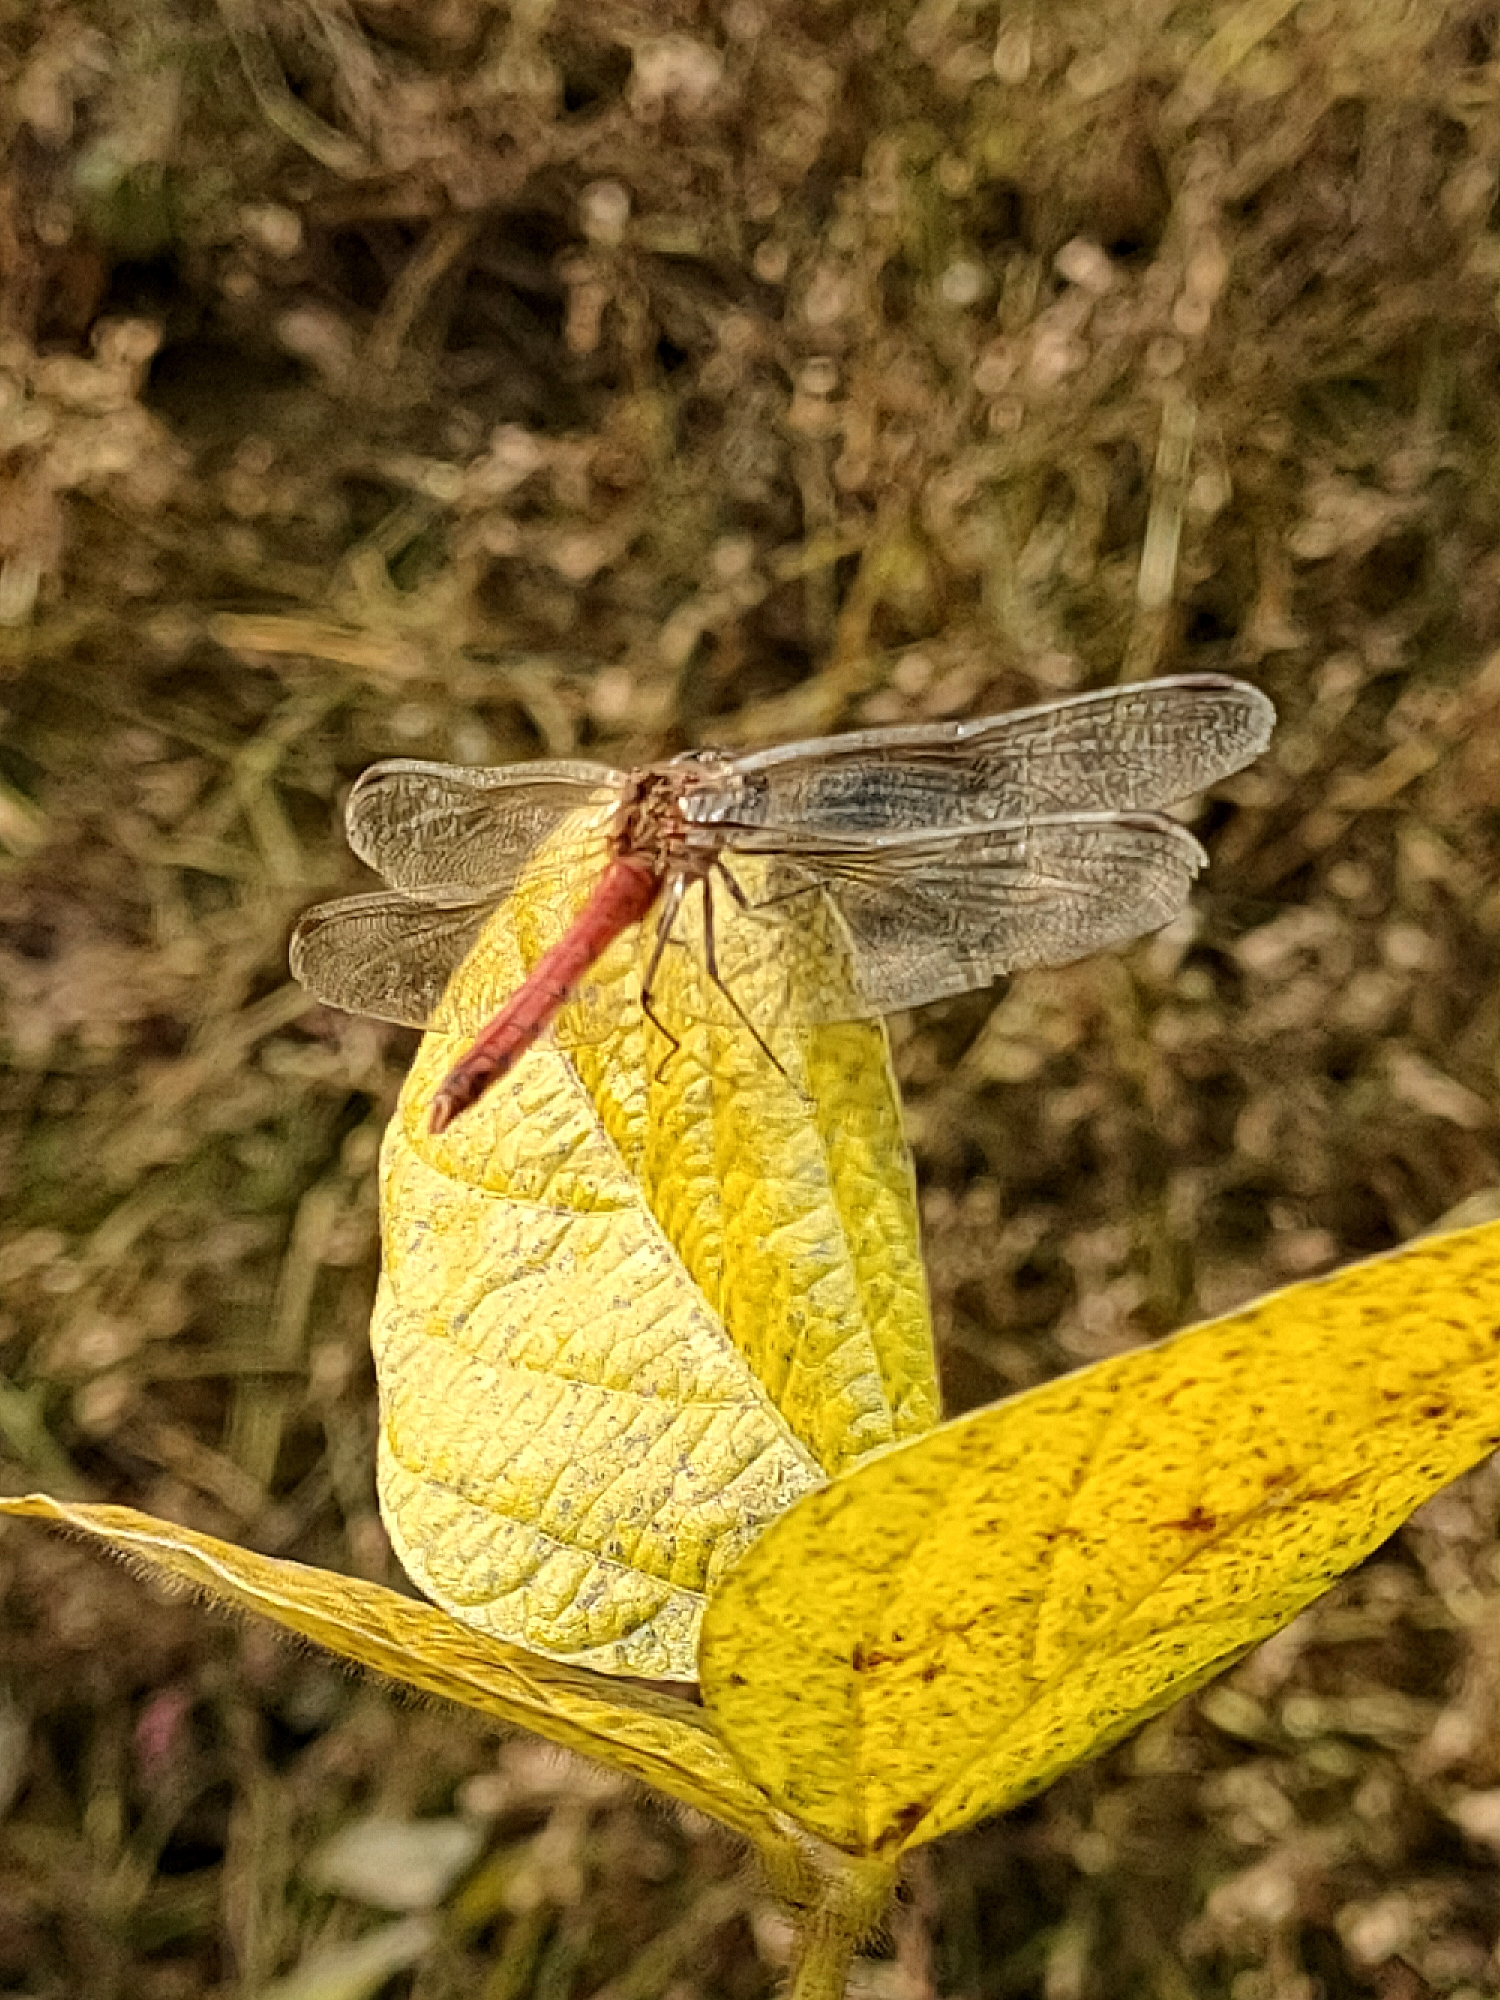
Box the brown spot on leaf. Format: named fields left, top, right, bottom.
left=1299, top=1476, right=1363, bottom=1504
left=852, top=1645, right=900, bottom=1672
left=1161, top=1505, right=1218, bottom=1533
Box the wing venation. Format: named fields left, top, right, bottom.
left=718, top=675, right=1273, bottom=832
left=346, top=758, right=620, bottom=892
left=290, top=890, right=498, bottom=1029
left=735, top=810, right=1207, bottom=1018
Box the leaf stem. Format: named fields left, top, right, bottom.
left=787, top=1904, right=863, bottom=2000
left=770, top=1832, right=897, bottom=2000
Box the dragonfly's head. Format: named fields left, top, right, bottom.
left=651, top=748, right=736, bottom=819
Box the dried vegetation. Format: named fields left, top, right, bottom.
left=5, top=0, right=1500, bottom=1994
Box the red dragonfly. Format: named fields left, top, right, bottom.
left=291, top=673, right=1274, bottom=1132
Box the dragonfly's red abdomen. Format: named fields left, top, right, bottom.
left=428, top=852, right=662, bottom=1133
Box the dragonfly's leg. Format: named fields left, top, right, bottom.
left=715, top=857, right=824, bottom=919
left=640, top=883, right=684, bottom=1077
left=699, top=875, right=798, bottom=1088
left=642, top=990, right=683, bottom=1077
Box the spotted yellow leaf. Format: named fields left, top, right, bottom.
left=699, top=1220, right=1500, bottom=1855
left=373, top=817, right=937, bottom=1679
left=0, top=1494, right=782, bottom=1850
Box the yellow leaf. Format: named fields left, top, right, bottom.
left=0, top=1494, right=781, bottom=1851
left=374, top=816, right=937, bottom=1678
left=699, top=1220, right=1500, bottom=1855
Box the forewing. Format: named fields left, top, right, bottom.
left=345, top=758, right=620, bottom=891
left=745, top=811, right=1207, bottom=1019
left=721, top=675, right=1274, bottom=832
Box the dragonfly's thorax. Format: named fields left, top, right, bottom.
left=611, top=754, right=744, bottom=878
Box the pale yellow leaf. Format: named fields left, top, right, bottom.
left=699, top=1220, right=1500, bottom=1854
left=374, top=817, right=936, bottom=1677
left=0, top=1495, right=780, bottom=1850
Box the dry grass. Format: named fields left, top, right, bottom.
left=5, top=0, right=1500, bottom=1994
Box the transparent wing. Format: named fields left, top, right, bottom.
left=291, top=816, right=640, bottom=1038
left=293, top=810, right=1206, bottom=1041
left=736, top=810, right=1208, bottom=1020
left=290, top=889, right=500, bottom=1028
left=345, top=757, right=621, bottom=892
left=716, top=675, right=1274, bottom=832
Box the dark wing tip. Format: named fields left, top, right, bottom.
left=1216, top=677, right=1277, bottom=758
left=1111, top=809, right=1210, bottom=875
left=342, top=760, right=427, bottom=852
left=287, top=898, right=343, bottom=993
left=1170, top=674, right=1277, bottom=763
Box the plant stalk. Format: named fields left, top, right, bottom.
left=787, top=1903, right=864, bottom=2000
left=768, top=1827, right=897, bottom=2000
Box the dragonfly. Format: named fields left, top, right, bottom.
left=290, top=673, right=1275, bottom=1132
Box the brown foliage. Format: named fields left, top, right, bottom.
left=4, top=0, right=1500, bottom=1993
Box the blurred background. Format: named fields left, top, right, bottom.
left=4, top=1, right=1500, bottom=1995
